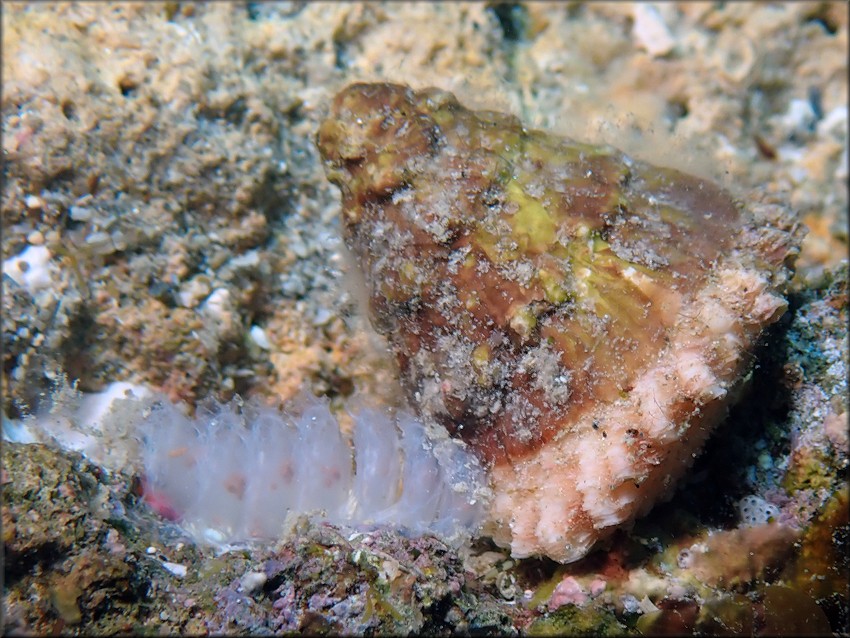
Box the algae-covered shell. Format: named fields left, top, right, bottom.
left=317, top=83, right=803, bottom=562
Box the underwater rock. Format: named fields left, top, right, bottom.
left=317, top=83, right=803, bottom=562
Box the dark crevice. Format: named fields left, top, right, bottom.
left=250, top=168, right=288, bottom=223
left=807, top=85, right=824, bottom=123
left=118, top=80, right=138, bottom=98
left=197, top=97, right=248, bottom=126
left=486, top=2, right=529, bottom=120
left=43, top=166, right=76, bottom=190
left=665, top=97, right=690, bottom=123
left=488, top=2, right=528, bottom=42
left=333, top=38, right=348, bottom=71
left=3, top=542, right=66, bottom=584
left=61, top=307, right=98, bottom=387
left=661, top=314, right=796, bottom=527
left=246, top=1, right=306, bottom=21
left=61, top=100, right=77, bottom=120
left=148, top=279, right=180, bottom=308
left=245, top=1, right=261, bottom=21
left=804, top=7, right=839, bottom=35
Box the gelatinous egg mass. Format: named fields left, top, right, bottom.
left=317, top=83, right=802, bottom=562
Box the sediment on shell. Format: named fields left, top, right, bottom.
left=317, top=82, right=803, bottom=562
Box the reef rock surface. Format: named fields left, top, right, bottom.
left=318, top=82, right=804, bottom=562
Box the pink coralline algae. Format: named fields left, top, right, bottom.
left=317, top=82, right=803, bottom=563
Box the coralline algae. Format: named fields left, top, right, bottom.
left=317, top=83, right=804, bottom=562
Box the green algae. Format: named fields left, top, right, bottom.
left=528, top=604, right=631, bottom=636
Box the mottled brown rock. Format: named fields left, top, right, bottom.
left=318, top=83, right=803, bottom=562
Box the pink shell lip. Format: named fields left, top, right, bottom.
left=485, top=268, right=791, bottom=561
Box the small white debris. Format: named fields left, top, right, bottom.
left=239, top=571, right=268, bottom=594
left=229, top=250, right=261, bottom=269
left=312, top=308, right=334, bottom=326
left=12, top=382, right=155, bottom=473
left=69, top=205, right=94, bottom=222
left=146, top=546, right=158, bottom=555
left=290, top=239, right=309, bottom=258
left=75, top=382, right=151, bottom=431
left=818, top=106, right=848, bottom=137
left=622, top=594, right=643, bottom=614
left=202, top=288, right=233, bottom=323
left=497, top=572, right=518, bottom=600
left=379, top=559, right=401, bottom=583
left=249, top=325, right=272, bottom=350
left=85, top=231, right=111, bottom=247
left=632, top=4, right=676, bottom=57
left=202, top=527, right=227, bottom=545
left=780, top=99, right=819, bottom=136
left=178, top=276, right=211, bottom=309
left=3, top=245, right=55, bottom=293
left=639, top=595, right=660, bottom=614
left=24, top=194, right=44, bottom=210
left=2, top=416, right=38, bottom=444
left=161, top=561, right=188, bottom=578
